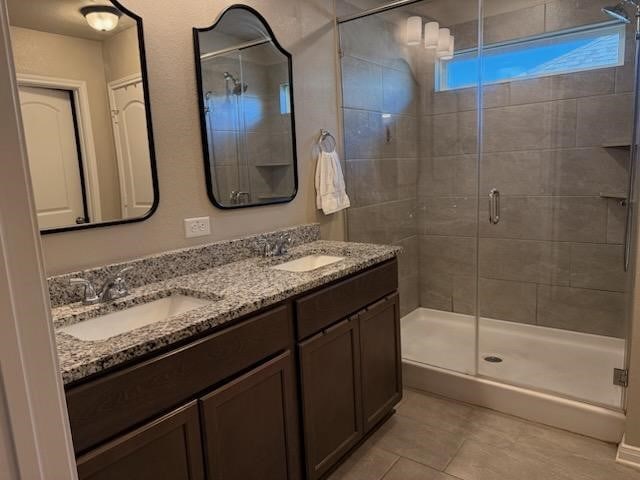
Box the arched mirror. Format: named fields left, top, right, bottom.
left=194, top=5, right=298, bottom=209
left=7, top=0, right=159, bottom=234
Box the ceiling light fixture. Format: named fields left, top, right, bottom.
left=406, top=16, right=423, bottom=45
left=424, top=21, right=439, bottom=49
left=80, top=5, right=122, bottom=32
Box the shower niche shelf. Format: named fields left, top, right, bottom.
left=255, top=163, right=292, bottom=168
left=602, top=142, right=631, bottom=149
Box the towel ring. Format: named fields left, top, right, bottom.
left=318, top=129, right=337, bottom=153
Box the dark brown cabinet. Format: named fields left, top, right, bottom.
left=76, top=401, right=204, bottom=480
left=299, top=319, right=363, bottom=480
left=359, top=293, right=402, bottom=432
left=298, top=292, right=401, bottom=480
left=199, top=351, right=301, bottom=480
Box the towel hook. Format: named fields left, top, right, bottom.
left=318, top=129, right=337, bottom=153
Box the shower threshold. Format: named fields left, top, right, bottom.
left=401, top=308, right=626, bottom=441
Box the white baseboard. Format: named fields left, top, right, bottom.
left=403, top=360, right=625, bottom=443
left=618, top=435, right=640, bottom=470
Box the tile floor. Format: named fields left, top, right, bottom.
left=328, top=389, right=640, bottom=480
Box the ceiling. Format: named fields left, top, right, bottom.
left=7, top=0, right=136, bottom=41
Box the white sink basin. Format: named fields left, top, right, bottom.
left=271, top=255, right=344, bottom=272
left=59, top=295, right=214, bottom=341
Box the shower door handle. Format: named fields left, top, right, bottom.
left=489, top=188, right=500, bottom=225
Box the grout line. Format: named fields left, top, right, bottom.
left=378, top=455, right=401, bottom=480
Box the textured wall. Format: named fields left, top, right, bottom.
left=35, top=0, right=345, bottom=275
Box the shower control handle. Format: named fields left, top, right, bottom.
left=489, top=188, right=500, bottom=225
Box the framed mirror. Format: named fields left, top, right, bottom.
left=194, top=5, right=298, bottom=209
left=7, top=0, right=158, bottom=234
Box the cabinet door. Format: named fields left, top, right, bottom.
left=76, top=401, right=204, bottom=480
left=359, top=293, right=402, bottom=432
left=199, top=351, right=301, bottom=480
left=299, top=318, right=363, bottom=480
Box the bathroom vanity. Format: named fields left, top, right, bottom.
left=50, top=226, right=401, bottom=480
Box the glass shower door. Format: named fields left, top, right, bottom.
left=475, top=0, right=632, bottom=409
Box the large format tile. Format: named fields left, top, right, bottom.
left=446, top=439, right=577, bottom=480
left=536, top=284, right=626, bottom=337
left=607, top=198, right=627, bottom=244
left=576, top=94, right=633, bottom=147
left=343, top=108, right=383, bottom=159
left=346, top=158, right=417, bottom=208
left=348, top=199, right=417, bottom=244
left=396, top=389, right=474, bottom=433
left=369, top=415, right=465, bottom=471
left=329, top=442, right=398, bottom=480
left=383, top=67, right=418, bottom=116
left=478, top=278, right=537, bottom=324
left=382, top=458, right=456, bottom=480
left=341, top=55, right=383, bottom=111
left=483, top=4, right=545, bottom=44
left=545, top=0, right=614, bottom=31
left=570, top=243, right=627, bottom=292
left=419, top=155, right=477, bottom=197
left=418, top=196, right=477, bottom=237
left=382, top=114, right=419, bottom=158
left=432, top=111, right=477, bottom=156
left=478, top=238, right=571, bottom=285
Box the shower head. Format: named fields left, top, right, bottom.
left=602, top=3, right=632, bottom=22
left=223, top=71, right=248, bottom=95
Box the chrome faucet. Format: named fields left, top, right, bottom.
left=69, top=266, right=133, bottom=305
left=254, top=234, right=292, bottom=258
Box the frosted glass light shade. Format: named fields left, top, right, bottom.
left=441, top=35, right=455, bottom=60
left=406, top=16, right=423, bottom=46
left=424, top=21, right=439, bottom=49
left=81, top=6, right=121, bottom=32
left=436, top=28, right=451, bottom=57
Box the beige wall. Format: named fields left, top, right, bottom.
left=102, top=25, right=141, bottom=83
left=10, top=26, right=123, bottom=221
left=0, top=381, right=18, bottom=480
left=38, top=0, right=344, bottom=275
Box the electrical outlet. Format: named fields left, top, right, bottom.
left=184, top=217, right=211, bottom=238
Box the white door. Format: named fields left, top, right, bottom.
left=18, top=86, right=86, bottom=229
left=109, top=78, right=153, bottom=218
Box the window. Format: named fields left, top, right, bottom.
left=436, top=22, right=626, bottom=91
left=279, top=82, right=291, bottom=114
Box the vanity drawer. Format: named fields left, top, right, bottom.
left=66, top=304, right=292, bottom=454
left=295, top=259, right=398, bottom=340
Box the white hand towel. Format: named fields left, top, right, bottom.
left=315, top=149, right=351, bottom=215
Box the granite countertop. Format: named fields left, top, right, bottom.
left=54, top=240, right=401, bottom=385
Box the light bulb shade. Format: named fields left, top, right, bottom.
left=80, top=6, right=121, bottom=32
left=406, top=16, right=423, bottom=46
left=424, top=21, right=439, bottom=49
left=437, top=28, right=451, bottom=55
left=441, top=35, right=455, bottom=60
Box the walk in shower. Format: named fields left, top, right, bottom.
left=338, top=0, right=637, bottom=424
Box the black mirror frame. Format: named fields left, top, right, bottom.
left=40, top=0, right=159, bottom=235
left=193, top=4, right=299, bottom=210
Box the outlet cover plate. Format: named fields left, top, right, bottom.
left=184, top=217, right=211, bottom=238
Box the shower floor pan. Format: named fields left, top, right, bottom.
left=401, top=308, right=626, bottom=442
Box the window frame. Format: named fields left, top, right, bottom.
left=436, top=21, right=626, bottom=92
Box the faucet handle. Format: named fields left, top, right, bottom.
left=69, top=278, right=99, bottom=305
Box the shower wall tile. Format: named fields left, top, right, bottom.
left=343, top=108, right=383, bottom=158
left=576, top=93, right=634, bottom=147
left=509, top=78, right=553, bottom=106
left=383, top=114, right=419, bottom=158
left=341, top=55, right=383, bottom=111
left=450, top=20, right=478, bottom=51
left=432, top=111, right=477, bottom=156
left=551, top=69, right=615, bottom=100
left=482, top=101, right=576, bottom=153
left=396, top=235, right=419, bottom=281
left=347, top=198, right=417, bottom=245
left=478, top=238, right=571, bottom=286
left=399, top=273, right=420, bottom=317
left=418, top=196, right=477, bottom=237
left=484, top=5, right=545, bottom=44
left=570, top=243, right=627, bottom=292
left=453, top=274, right=476, bottom=315
left=545, top=147, right=627, bottom=196
left=545, top=0, right=613, bottom=32
left=480, top=151, right=548, bottom=195
left=615, top=61, right=634, bottom=93
left=211, top=131, right=238, bottom=165
left=479, top=196, right=607, bottom=243
left=607, top=199, right=626, bottom=245
left=478, top=278, right=537, bottom=325
left=383, top=67, right=418, bottom=115
left=419, top=155, right=477, bottom=197
left=536, top=285, right=626, bottom=337
left=347, top=158, right=417, bottom=207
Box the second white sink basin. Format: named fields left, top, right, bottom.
left=271, top=255, right=344, bottom=272
left=59, top=294, right=214, bottom=341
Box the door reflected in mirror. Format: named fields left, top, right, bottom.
left=7, top=0, right=158, bottom=233
left=194, top=6, right=298, bottom=209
